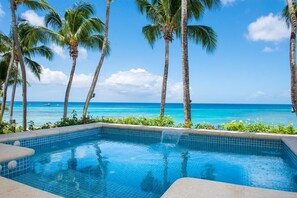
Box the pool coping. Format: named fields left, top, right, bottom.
left=161, top=178, right=297, bottom=198
left=0, top=123, right=297, bottom=198
left=0, top=123, right=297, bottom=161
left=0, top=176, right=62, bottom=198
left=0, top=143, right=34, bottom=163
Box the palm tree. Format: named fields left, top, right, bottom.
left=0, top=23, right=53, bottom=122
left=181, top=0, right=190, bottom=123
left=45, top=2, right=106, bottom=119
left=181, top=0, right=219, bottom=124
left=283, top=1, right=297, bottom=115
left=0, top=59, right=21, bottom=112
left=136, top=0, right=218, bottom=122
left=83, top=0, right=112, bottom=118
left=0, top=32, right=15, bottom=122
left=136, top=0, right=182, bottom=119
left=8, top=0, right=52, bottom=130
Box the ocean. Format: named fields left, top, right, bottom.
left=3, top=102, right=297, bottom=126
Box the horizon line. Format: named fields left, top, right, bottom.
left=8, top=101, right=292, bottom=105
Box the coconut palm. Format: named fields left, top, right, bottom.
left=181, top=0, right=190, bottom=123
left=83, top=0, right=112, bottom=118
left=45, top=2, right=106, bottom=119
left=8, top=0, right=52, bottom=130
left=0, top=31, right=15, bottom=121
left=136, top=0, right=218, bottom=121
left=0, top=59, right=21, bottom=112
left=135, top=0, right=182, bottom=119
left=0, top=23, right=53, bottom=122
left=181, top=0, right=219, bottom=124
left=283, top=1, right=297, bottom=115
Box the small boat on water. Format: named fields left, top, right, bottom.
left=44, top=103, right=51, bottom=106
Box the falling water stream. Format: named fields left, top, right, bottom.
left=160, top=130, right=184, bottom=145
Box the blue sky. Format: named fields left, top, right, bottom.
left=0, top=0, right=292, bottom=103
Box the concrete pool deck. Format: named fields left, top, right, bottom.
left=162, top=178, right=297, bottom=198
left=0, top=123, right=297, bottom=197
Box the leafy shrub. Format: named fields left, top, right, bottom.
left=0, top=121, right=15, bottom=134
left=41, top=122, right=53, bottom=129
left=195, top=123, right=216, bottom=130
left=220, top=120, right=297, bottom=134
left=28, top=120, right=35, bottom=130
left=98, top=116, right=174, bottom=127
left=220, top=120, right=246, bottom=131
left=2, top=115, right=297, bottom=135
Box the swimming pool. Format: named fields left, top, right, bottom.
left=1, top=125, right=297, bottom=198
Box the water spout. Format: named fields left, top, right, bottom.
left=160, top=130, right=184, bottom=145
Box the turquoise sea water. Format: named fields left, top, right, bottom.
left=3, top=102, right=297, bottom=126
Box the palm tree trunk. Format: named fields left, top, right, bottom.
left=10, top=0, right=27, bottom=131
left=181, top=0, right=191, bottom=123
left=83, top=0, right=111, bottom=118
left=63, top=55, right=77, bottom=119
left=0, top=44, right=14, bottom=122
left=9, top=62, right=18, bottom=122
left=288, top=0, right=297, bottom=115
left=160, top=39, right=170, bottom=118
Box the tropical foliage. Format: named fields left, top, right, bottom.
left=136, top=0, right=218, bottom=119
left=45, top=2, right=106, bottom=119
left=7, top=0, right=52, bottom=130
left=0, top=22, right=53, bottom=122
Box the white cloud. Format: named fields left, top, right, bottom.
left=246, top=13, right=290, bottom=42
left=72, top=73, right=93, bottom=88
left=28, top=66, right=67, bottom=85
left=262, top=46, right=279, bottom=53
left=99, top=68, right=182, bottom=100
left=0, top=3, right=5, bottom=17
left=78, top=47, right=88, bottom=59
left=28, top=67, right=182, bottom=102
left=51, top=43, right=67, bottom=59
left=221, top=0, right=236, bottom=6
left=21, top=10, right=44, bottom=27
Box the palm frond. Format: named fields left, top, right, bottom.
left=75, top=17, right=104, bottom=41
left=0, top=32, right=12, bottom=54
left=136, top=0, right=164, bottom=23
left=282, top=2, right=297, bottom=28
left=24, top=46, right=53, bottom=61
left=187, top=25, right=217, bottom=53
left=142, top=24, right=162, bottom=47
left=22, top=0, right=53, bottom=11
left=197, top=0, right=221, bottom=9
left=18, top=22, right=50, bottom=47
left=24, top=57, right=42, bottom=80
left=80, top=34, right=111, bottom=56
left=45, top=11, right=62, bottom=30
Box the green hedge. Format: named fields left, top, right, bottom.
left=1, top=112, right=297, bottom=135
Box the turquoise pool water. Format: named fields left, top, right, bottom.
left=10, top=132, right=297, bottom=198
